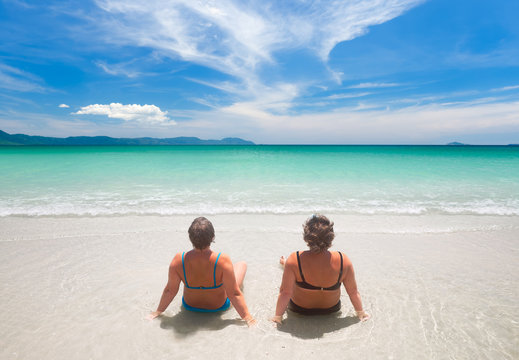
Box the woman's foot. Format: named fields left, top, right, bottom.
left=279, top=256, right=286, bottom=267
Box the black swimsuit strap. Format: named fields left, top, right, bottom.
left=337, top=251, right=343, bottom=284
left=297, top=251, right=342, bottom=289
left=296, top=251, right=306, bottom=283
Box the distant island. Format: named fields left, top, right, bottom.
left=447, top=142, right=519, bottom=146
left=446, top=142, right=468, bottom=146
left=0, top=130, right=254, bottom=146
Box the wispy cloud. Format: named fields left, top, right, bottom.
left=58, top=104, right=70, bottom=108
left=0, top=92, right=37, bottom=106
left=327, top=92, right=372, bottom=100
left=184, top=77, right=244, bottom=96
left=74, top=103, right=175, bottom=125
left=491, top=84, right=519, bottom=92
left=4, top=97, right=518, bottom=144
left=0, top=109, right=96, bottom=136
left=3, top=0, right=35, bottom=9
left=95, top=61, right=142, bottom=78
left=0, top=108, right=169, bottom=137
left=177, top=98, right=519, bottom=144
left=347, top=82, right=401, bottom=89
left=0, top=63, right=47, bottom=93
left=91, top=0, right=422, bottom=105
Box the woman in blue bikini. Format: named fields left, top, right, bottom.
left=272, top=214, right=370, bottom=323
left=148, top=217, right=255, bottom=326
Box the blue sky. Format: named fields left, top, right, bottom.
left=1, top=0, right=518, bottom=144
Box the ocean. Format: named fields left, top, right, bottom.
left=1, top=145, right=518, bottom=216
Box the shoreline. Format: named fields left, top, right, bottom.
left=1, top=213, right=517, bottom=240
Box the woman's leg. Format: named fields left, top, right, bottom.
left=233, top=261, right=247, bottom=288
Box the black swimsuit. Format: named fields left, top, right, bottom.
left=289, top=251, right=343, bottom=315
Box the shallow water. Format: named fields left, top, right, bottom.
left=1, top=145, right=518, bottom=216
left=1, top=215, right=517, bottom=359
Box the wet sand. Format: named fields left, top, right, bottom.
left=1, top=214, right=518, bottom=359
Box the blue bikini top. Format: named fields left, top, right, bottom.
left=182, top=252, right=223, bottom=290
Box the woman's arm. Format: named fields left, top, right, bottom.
left=343, top=259, right=370, bottom=321
left=147, top=254, right=182, bottom=320
left=221, top=255, right=255, bottom=326
left=272, top=253, right=296, bottom=323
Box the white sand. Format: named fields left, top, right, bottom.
left=1, top=214, right=518, bottom=359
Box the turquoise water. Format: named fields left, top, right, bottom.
left=1, top=145, right=518, bottom=216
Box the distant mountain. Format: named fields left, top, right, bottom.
left=446, top=142, right=468, bottom=146
left=0, top=130, right=254, bottom=146
left=446, top=142, right=519, bottom=146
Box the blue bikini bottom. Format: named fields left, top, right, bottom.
left=182, top=297, right=231, bottom=313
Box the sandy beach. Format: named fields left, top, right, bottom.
left=1, top=214, right=517, bottom=359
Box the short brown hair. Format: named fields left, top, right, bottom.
left=303, top=214, right=335, bottom=252
left=188, top=217, right=215, bottom=249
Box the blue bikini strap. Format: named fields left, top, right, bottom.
left=213, top=252, right=221, bottom=287
left=182, top=252, right=189, bottom=287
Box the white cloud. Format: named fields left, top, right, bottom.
left=92, top=0, right=422, bottom=103
left=348, top=82, right=401, bottom=89
left=59, top=104, right=70, bottom=108
left=4, top=98, right=518, bottom=144
left=4, top=0, right=35, bottom=9
left=74, top=103, right=175, bottom=125
left=0, top=63, right=47, bottom=93
left=491, top=85, right=519, bottom=92
left=186, top=77, right=302, bottom=114
left=222, top=82, right=301, bottom=115
left=170, top=98, right=519, bottom=144
left=0, top=92, right=37, bottom=106
left=95, top=61, right=141, bottom=78
left=327, top=92, right=372, bottom=100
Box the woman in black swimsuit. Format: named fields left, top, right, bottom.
left=272, top=214, right=370, bottom=323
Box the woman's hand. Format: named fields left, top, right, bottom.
left=146, top=310, right=162, bottom=320
left=243, top=314, right=257, bottom=327
left=356, top=310, right=370, bottom=321
left=270, top=315, right=283, bottom=324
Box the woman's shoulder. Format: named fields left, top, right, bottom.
left=214, top=251, right=232, bottom=265
left=287, top=251, right=299, bottom=259
left=335, top=250, right=353, bottom=267
left=214, top=250, right=229, bottom=258
left=335, top=250, right=347, bottom=258
left=289, top=250, right=307, bottom=257
left=169, top=252, right=184, bottom=270
left=284, top=251, right=301, bottom=266
left=173, top=250, right=190, bottom=260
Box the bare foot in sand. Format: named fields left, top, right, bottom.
left=279, top=256, right=286, bottom=267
